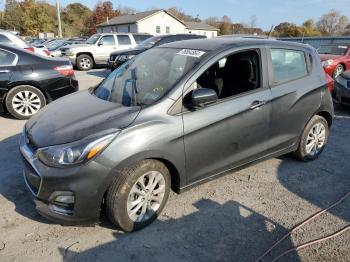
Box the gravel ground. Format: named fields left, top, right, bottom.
left=0, top=69, right=349, bottom=262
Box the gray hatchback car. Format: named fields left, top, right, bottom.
left=20, top=38, right=333, bottom=232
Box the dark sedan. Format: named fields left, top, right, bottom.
left=333, top=70, right=350, bottom=106
left=0, top=44, right=78, bottom=119
left=107, top=34, right=206, bottom=71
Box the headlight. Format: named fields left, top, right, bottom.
left=322, top=60, right=334, bottom=67
left=36, top=131, right=119, bottom=168
left=63, top=49, right=75, bottom=56
left=118, top=55, right=134, bottom=62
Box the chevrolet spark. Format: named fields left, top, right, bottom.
left=21, top=38, right=333, bottom=232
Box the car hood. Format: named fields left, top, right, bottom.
left=61, top=43, right=93, bottom=50
left=25, top=91, right=141, bottom=147
left=320, top=54, right=342, bottom=61
left=110, top=47, right=147, bottom=57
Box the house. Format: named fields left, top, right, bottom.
left=97, top=9, right=219, bottom=38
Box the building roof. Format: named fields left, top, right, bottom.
left=97, top=9, right=219, bottom=32
left=184, top=21, right=219, bottom=31
left=98, top=10, right=163, bottom=27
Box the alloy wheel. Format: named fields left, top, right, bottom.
left=305, top=122, right=326, bottom=157
left=11, top=90, right=41, bottom=117
left=127, top=171, right=166, bottom=223
left=80, top=58, right=91, bottom=69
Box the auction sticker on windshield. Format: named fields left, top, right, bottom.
left=177, top=49, right=206, bottom=58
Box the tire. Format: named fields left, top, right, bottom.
left=76, top=54, right=93, bottom=71
left=293, top=115, right=329, bottom=161
left=105, top=160, right=171, bottom=232
left=333, top=64, right=344, bottom=78
left=5, top=85, right=46, bottom=120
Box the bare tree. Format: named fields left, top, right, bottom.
left=316, top=10, right=349, bottom=35
left=250, top=15, right=257, bottom=28
left=205, top=16, right=218, bottom=27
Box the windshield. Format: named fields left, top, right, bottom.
left=317, top=45, right=348, bottom=55
left=137, top=36, right=162, bottom=49
left=47, top=40, right=65, bottom=51
left=94, top=47, right=206, bottom=106
left=86, top=34, right=101, bottom=45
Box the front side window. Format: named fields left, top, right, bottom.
left=99, top=35, right=115, bottom=46
left=156, top=26, right=161, bottom=34
left=270, top=49, right=308, bottom=84
left=86, top=34, right=101, bottom=45
left=0, top=49, right=16, bottom=66
left=94, top=48, right=206, bottom=106
left=192, top=50, right=261, bottom=100
left=117, top=35, right=131, bottom=45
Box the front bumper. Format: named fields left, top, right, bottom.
left=332, top=81, right=350, bottom=106
left=20, top=133, right=112, bottom=225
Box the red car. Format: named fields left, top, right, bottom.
left=318, top=44, right=350, bottom=78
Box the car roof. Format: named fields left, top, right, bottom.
left=161, top=37, right=313, bottom=52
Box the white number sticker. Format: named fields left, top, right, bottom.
left=177, top=49, right=206, bottom=58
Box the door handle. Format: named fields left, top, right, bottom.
left=250, top=100, right=266, bottom=110
left=0, top=70, right=10, bottom=73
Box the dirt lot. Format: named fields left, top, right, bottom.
left=0, top=69, right=349, bottom=262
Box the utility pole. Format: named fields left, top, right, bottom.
left=56, top=0, right=62, bottom=38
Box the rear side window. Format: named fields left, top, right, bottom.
left=133, top=35, right=151, bottom=44
left=269, top=49, right=308, bottom=84
left=117, top=35, right=131, bottom=45
left=0, top=34, right=11, bottom=44
left=0, top=49, right=16, bottom=66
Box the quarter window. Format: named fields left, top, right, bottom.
left=0, top=49, right=16, bottom=66
left=269, top=49, right=308, bottom=84
left=0, top=35, right=11, bottom=44
left=117, top=35, right=131, bottom=45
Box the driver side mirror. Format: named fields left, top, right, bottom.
left=186, top=88, right=218, bottom=109
left=98, top=41, right=103, bottom=46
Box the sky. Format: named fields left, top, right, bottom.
left=2, top=0, right=350, bottom=30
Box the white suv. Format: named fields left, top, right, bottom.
left=60, top=33, right=152, bottom=71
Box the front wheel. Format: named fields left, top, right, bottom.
left=77, top=54, right=93, bottom=71
left=105, top=160, right=171, bottom=232
left=293, top=115, right=329, bottom=161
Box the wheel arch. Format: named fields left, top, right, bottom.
left=316, top=110, right=333, bottom=127
left=76, top=52, right=95, bottom=65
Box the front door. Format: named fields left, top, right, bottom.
left=95, top=35, right=117, bottom=64
left=182, top=48, right=271, bottom=183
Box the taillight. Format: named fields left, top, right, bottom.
left=25, top=47, right=35, bottom=52
left=43, top=50, right=51, bottom=56
left=54, top=65, right=74, bottom=77
left=326, top=73, right=334, bottom=92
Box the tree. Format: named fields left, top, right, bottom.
left=205, top=16, right=219, bottom=28
left=274, top=22, right=303, bottom=37
left=87, top=1, right=121, bottom=34
left=219, top=16, right=233, bottom=35
left=167, top=7, right=198, bottom=22
left=62, top=3, right=92, bottom=37
left=3, top=0, right=22, bottom=31
left=302, top=19, right=321, bottom=36
left=232, top=23, right=245, bottom=34
left=316, top=10, right=349, bottom=35
left=20, top=0, right=56, bottom=36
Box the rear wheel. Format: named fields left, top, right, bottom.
left=105, top=160, right=171, bottom=232
left=5, top=85, right=46, bottom=120
left=293, top=115, right=329, bottom=161
left=77, top=54, right=93, bottom=71
left=333, top=64, right=344, bottom=78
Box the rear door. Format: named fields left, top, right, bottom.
left=116, top=35, right=134, bottom=50
left=266, top=47, right=323, bottom=153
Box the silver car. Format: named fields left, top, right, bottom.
left=60, top=33, right=152, bottom=71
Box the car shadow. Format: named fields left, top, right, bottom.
left=278, top=116, right=350, bottom=222
left=86, top=69, right=110, bottom=78
left=60, top=199, right=300, bottom=262
left=0, top=133, right=53, bottom=224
